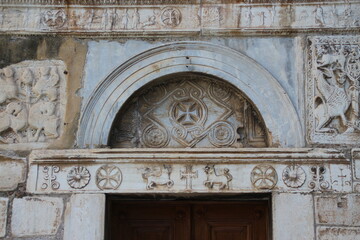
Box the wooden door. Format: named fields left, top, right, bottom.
left=107, top=201, right=269, bottom=240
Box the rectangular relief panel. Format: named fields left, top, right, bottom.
left=27, top=148, right=351, bottom=194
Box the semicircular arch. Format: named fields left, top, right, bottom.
left=78, top=41, right=304, bottom=148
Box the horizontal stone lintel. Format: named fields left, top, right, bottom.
left=27, top=148, right=353, bottom=194
left=30, top=148, right=348, bottom=164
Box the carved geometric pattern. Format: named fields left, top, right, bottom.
left=161, top=7, right=182, bottom=27
left=250, top=165, right=278, bottom=190
left=307, top=36, right=360, bottom=144
left=308, top=166, right=330, bottom=190
left=110, top=74, right=267, bottom=148
left=0, top=60, right=66, bottom=145
left=95, top=165, right=122, bottom=190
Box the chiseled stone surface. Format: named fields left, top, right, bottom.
left=0, top=198, right=8, bottom=238
left=315, top=194, right=360, bottom=226
left=11, top=197, right=63, bottom=237
left=317, top=226, right=360, bottom=240
left=0, top=158, right=26, bottom=191
left=273, top=193, right=314, bottom=240
left=64, top=194, right=105, bottom=240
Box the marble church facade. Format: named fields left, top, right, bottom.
left=0, top=0, right=360, bottom=239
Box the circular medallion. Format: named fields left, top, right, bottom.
left=161, top=7, right=182, bottom=27
left=208, top=121, right=236, bottom=147
left=67, top=166, right=91, bottom=189
left=282, top=165, right=306, bottom=188
left=251, top=165, right=278, bottom=190
left=142, top=125, right=169, bottom=148
left=96, top=165, right=122, bottom=190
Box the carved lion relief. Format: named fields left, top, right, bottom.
left=0, top=60, right=66, bottom=147
left=307, top=36, right=360, bottom=144
left=110, top=74, right=268, bottom=148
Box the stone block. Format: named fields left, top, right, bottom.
left=0, top=198, right=8, bottom=238
left=315, top=194, right=360, bottom=226
left=317, top=227, right=360, bottom=240
left=0, top=159, right=26, bottom=191
left=64, top=194, right=105, bottom=240
left=11, top=197, right=63, bottom=237
left=273, top=193, right=314, bottom=240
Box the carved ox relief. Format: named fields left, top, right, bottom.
left=203, top=165, right=232, bottom=190
left=110, top=74, right=267, bottom=148
left=0, top=60, right=66, bottom=145
left=308, top=37, right=360, bottom=144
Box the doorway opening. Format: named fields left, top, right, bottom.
left=106, top=194, right=271, bottom=240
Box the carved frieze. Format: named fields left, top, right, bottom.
left=27, top=148, right=351, bottom=194
left=0, top=60, right=66, bottom=149
left=0, top=3, right=359, bottom=35
left=307, top=37, right=360, bottom=144
left=110, top=74, right=267, bottom=148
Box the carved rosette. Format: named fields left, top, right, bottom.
left=251, top=165, right=278, bottom=190
left=67, top=166, right=91, bottom=189
left=282, top=165, right=306, bottom=188
left=96, top=165, right=122, bottom=190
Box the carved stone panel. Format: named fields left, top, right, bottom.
left=0, top=60, right=66, bottom=150
left=307, top=36, right=360, bottom=145
left=110, top=74, right=267, bottom=148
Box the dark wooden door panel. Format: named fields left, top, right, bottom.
left=107, top=201, right=269, bottom=240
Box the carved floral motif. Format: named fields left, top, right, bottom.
left=110, top=75, right=267, bottom=148
left=96, top=165, right=122, bottom=190
left=142, top=165, right=174, bottom=190
left=67, top=166, right=91, bottom=189
left=282, top=165, right=306, bottom=188
left=251, top=165, right=278, bottom=190
left=0, top=61, right=66, bottom=145
left=308, top=37, right=360, bottom=144
left=308, top=166, right=330, bottom=190
left=41, top=165, right=60, bottom=190
left=203, top=165, right=232, bottom=190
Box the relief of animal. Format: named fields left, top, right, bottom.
left=314, top=53, right=351, bottom=133
left=142, top=165, right=174, bottom=190
left=33, top=67, right=59, bottom=102
left=0, top=102, right=28, bottom=143
left=203, top=165, right=232, bottom=190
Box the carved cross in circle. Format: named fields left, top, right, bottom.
left=174, top=101, right=201, bottom=126
left=180, top=165, right=198, bottom=190
left=96, top=165, right=122, bottom=190
left=161, top=8, right=181, bottom=27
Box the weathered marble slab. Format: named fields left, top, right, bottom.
left=0, top=60, right=67, bottom=150
left=0, top=198, right=8, bottom=238
left=307, top=36, right=360, bottom=145
left=27, top=148, right=352, bottom=194
left=0, top=2, right=359, bottom=35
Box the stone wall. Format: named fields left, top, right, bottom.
left=0, top=0, right=360, bottom=239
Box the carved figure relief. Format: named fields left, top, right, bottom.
left=110, top=74, right=267, bottom=148
left=0, top=61, right=66, bottom=145
left=67, top=166, right=91, bottom=189
left=308, top=37, right=360, bottom=144
left=142, top=165, right=174, bottom=190
left=96, top=165, right=122, bottom=190
left=251, top=165, right=278, bottom=190
left=308, top=166, right=330, bottom=190
left=203, top=165, right=232, bottom=190
left=41, top=165, right=60, bottom=190
left=282, top=165, right=306, bottom=188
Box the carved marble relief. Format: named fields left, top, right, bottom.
left=110, top=74, right=267, bottom=148
left=0, top=60, right=66, bottom=147
left=307, top=37, right=360, bottom=144
left=203, top=165, right=232, bottom=190
left=308, top=166, right=330, bottom=191
left=67, top=166, right=91, bottom=189
left=142, top=165, right=174, bottom=190
left=95, top=165, right=122, bottom=190
left=282, top=165, right=306, bottom=188
left=251, top=165, right=278, bottom=190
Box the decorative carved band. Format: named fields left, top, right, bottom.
left=27, top=148, right=352, bottom=194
